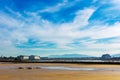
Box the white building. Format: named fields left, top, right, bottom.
left=29, top=55, right=40, bottom=60
left=17, top=55, right=29, bottom=60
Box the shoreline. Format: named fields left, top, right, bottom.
left=2, top=60, right=120, bottom=65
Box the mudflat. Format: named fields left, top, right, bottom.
left=0, top=62, right=120, bottom=80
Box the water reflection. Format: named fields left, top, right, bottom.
left=0, top=65, right=120, bottom=71
left=41, top=66, right=96, bottom=71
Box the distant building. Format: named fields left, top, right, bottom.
left=17, top=55, right=40, bottom=61
left=29, top=55, right=40, bottom=60
left=101, top=54, right=111, bottom=59
left=17, top=55, right=29, bottom=60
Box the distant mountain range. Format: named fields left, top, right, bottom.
left=112, top=54, right=120, bottom=57
left=48, top=54, right=93, bottom=58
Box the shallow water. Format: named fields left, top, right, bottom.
left=0, top=65, right=120, bottom=71
left=41, top=66, right=96, bottom=71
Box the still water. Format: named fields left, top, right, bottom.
left=0, top=65, right=120, bottom=71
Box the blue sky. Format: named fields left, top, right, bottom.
left=0, top=0, right=120, bottom=57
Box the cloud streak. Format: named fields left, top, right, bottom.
left=0, top=0, right=120, bottom=56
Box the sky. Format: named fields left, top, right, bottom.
left=0, top=0, right=120, bottom=57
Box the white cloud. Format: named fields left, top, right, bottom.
left=1, top=3, right=120, bottom=56
left=89, top=23, right=120, bottom=39
left=18, top=8, right=95, bottom=49
left=72, top=8, right=95, bottom=28
left=0, top=12, right=22, bottom=28
left=38, top=0, right=80, bottom=13
left=39, top=0, right=67, bottom=13
left=111, top=0, right=120, bottom=5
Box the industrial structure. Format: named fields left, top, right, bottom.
left=29, top=55, right=40, bottom=60
left=17, top=55, right=29, bottom=60
left=17, top=55, right=40, bottom=61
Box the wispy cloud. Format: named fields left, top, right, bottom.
left=38, top=0, right=80, bottom=13
left=0, top=0, right=120, bottom=56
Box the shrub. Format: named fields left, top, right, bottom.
left=18, top=67, right=24, bottom=69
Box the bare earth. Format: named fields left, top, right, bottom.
left=0, top=63, right=120, bottom=80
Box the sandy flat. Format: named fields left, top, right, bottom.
left=0, top=62, right=120, bottom=80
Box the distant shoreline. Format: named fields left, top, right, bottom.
left=1, top=60, right=120, bottom=64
